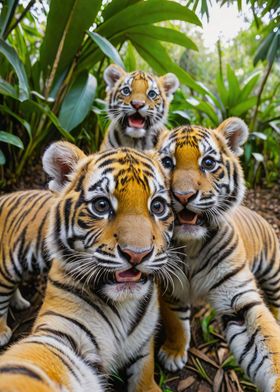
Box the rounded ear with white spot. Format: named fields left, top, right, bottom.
left=103, top=64, right=126, bottom=90
left=159, top=73, right=179, bottom=101
left=217, top=117, right=249, bottom=156
left=42, top=141, right=86, bottom=192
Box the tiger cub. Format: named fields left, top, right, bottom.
left=0, top=142, right=174, bottom=392
left=157, top=118, right=280, bottom=392
left=100, top=64, right=179, bottom=151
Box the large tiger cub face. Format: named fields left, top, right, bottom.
left=43, top=143, right=174, bottom=301
left=104, top=64, right=179, bottom=139
left=157, top=118, right=248, bottom=241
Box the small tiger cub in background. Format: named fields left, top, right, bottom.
left=100, top=64, right=179, bottom=151
left=157, top=118, right=280, bottom=392
left=0, top=142, right=174, bottom=392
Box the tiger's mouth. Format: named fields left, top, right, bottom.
left=176, top=208, right=205, bottom=226
left=107, top=268, right=149, bottom=285
left=127, top=113, right=146, bottom=129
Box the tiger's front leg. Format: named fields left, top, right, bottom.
left=210, top=269, right=280, bottom=392
left=158, top=295, right=190, bottom=372
left=127, top=338, right=161, bottom=392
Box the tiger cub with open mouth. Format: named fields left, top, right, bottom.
left=0, top=143, right=175, bottom=392
left=100, top=64, right=179, bottom=151
left=157, top=118, right=280, bottom=392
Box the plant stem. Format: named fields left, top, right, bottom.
left=5, top=0, right=35, bottom=38
left=250, top=61, right=273, bottom=131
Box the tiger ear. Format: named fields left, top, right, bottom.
left=42, top=141, right=86, bottom=192
left=159, top=73, right=179, bottom=101
left=104, top=64, right=126, bottom=89
left=217, top=117, right=249, bottom=156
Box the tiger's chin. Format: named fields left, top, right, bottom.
left=126, top=126, right=146, bottom=139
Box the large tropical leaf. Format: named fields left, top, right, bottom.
left=186, top=97, right=219, bottom=125
left=79, top=0, right=201, bottom=70
left=254, top=29, right=280, bottom=65
left=230, top=97, right=257, bottom=117
left=127, top=25, right=198, bottom=51
left=226, top=64, right=240, bottom=107
left=239, top=72, right=261, bottom=101
left=0, top=78, right=17, bottom=99
left=40, top=0, right=102, bottom=80
left=59, top=71, right=97, bottom=132
left=0, top=39, right=29, bottom=101
left=87, top=32, right=124, bottom=68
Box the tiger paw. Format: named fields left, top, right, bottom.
left=0, top=325, right=12, bottom=347
left=158, top=345, right=188, bottom=372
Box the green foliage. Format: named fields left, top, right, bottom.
left=0, top=0, right=201, bottom=186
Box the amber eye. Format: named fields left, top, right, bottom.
left=92, top=197, right=111, bottom=215
left=148, top=90, right=157, bottom=99
left=151, top=198, right=167, bottom=216
left=161, top=156, right=174, bottom=170
left=121, top=87, right=131, bottom=96
left=201, top=156, right=216, bottom=171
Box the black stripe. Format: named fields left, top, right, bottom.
left=41, top=310, right=99, bottom=350
left=0, top=365, right=44, bottom=382
left=210, top=263, right=246, bottom=291
left=48, top=278, right=119, bottom=341
left=128, top=284, right=154, bottom=335
left=228, top=327, right=247, bottom=345
left=247, top=345, right=258, bottom=377
left=239, top=328, right=259, bottom=363
left=253, top=355, right=268, bottom=378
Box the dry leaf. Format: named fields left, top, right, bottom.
left=177, top=376, right=195, bottom=391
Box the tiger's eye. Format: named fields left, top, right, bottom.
left=161, top=156, right=174, bottom=170
left=151, top=198, right=166, bottom=216
left=148, top=90, right=157, bottom=99
left=201, top=156, right=216, bottom=171
left=92, top=197, right=111, bottom=214
left=121, top=87, right=131, bottom=96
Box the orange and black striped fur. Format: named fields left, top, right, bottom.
left=157, top=118, right=280, bottom=392
left=0, top=142, right=175, bottom=392
left=101, top=64, right=179, bottom=151
left=0, top=190, right=53, bottom=345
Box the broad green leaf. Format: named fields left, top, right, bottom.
left=102, top=0, right=141, bottom=22
left=186, top=97, right=219, bottom=124
left=0, top=149, right=5, bottom=165
left=0, top=131, right=23, bottom=148
left=230, top=97, right=257, bottom=117
left=40, top=0, right=102, bottom=79
left=226, top=64, right=240, bottom=107
left=124, top=41, right=137, bottom=72
left=267, top=30, right=280, bottom=65
left=239, top=72, right=261, bottom=101
left=0, top=104, right=31, bottom=138
left=0, top=78, right=17, bottom=98
left=29, top=101, right=75, bottom=142
left=0, top=39, right=29, bottom=101
left=196, top=81, right=222, bottom=109
left=80, top=0, right=201, bottom=70
left=172, top=110, right=191, bottom=120
left=87, top=31, right=124, bottom=68
left=216, top=73, right=228, bottom=107
left=254, top=30, right=275, bottom=65
left=59, top=71, right=97, bottom=132
left=127, top=25, right=198, bottom=51
left=98, top=0, right=201, bottom=36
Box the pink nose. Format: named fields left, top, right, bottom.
left=173, top=191, right=196, bottom=206
left=131, top=100, right=145, bottom=110
left=118, top=246, right=153, bottom=265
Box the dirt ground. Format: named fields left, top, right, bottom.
left=1, top=169, right=279, bottom=391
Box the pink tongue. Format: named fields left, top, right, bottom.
left=115, top=269, right=142, bottom=283
left=128, top=116, right=145, bottom=129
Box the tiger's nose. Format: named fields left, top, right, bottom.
left=131, top=100, right=145, bottom=110
left=118, top=246, right=154, bottom=265
left=173, top=191, right=196, bottom=206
